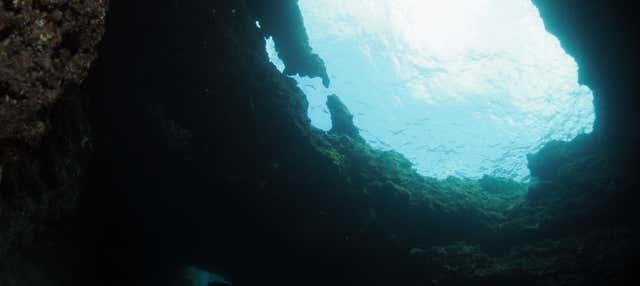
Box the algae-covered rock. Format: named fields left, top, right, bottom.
left=479, top=175, right=526, bottom=194
left=525, top=178, right=555, bottom=201
left=527, top=134, right=595, bottom=181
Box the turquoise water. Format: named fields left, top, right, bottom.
left=181, top=266, right=231, bottom=286
left=266, top=0, right=594, bottom=181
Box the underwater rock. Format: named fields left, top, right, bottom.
left=525, top=178, right=555, bottom=201
left=527, top=141, right=571, bottom=181
left=526, top=135, right=595, bottom=181
left=479, top=175, right=526, bottom=194
left=0, top=0, right=108, bottom=277
left=326, top=94, right=360, bottom=137
left=413, top=232, right=631, bottom=285
left=366, top=180, right=411, bottom=208
left=533, top=0, right=640, bottom=155
left=248, top=0, right=330, bottom=86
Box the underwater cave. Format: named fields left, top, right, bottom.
left=0, top=0, right=638, bottom=285
left=267, top=0, right=595, bottom=181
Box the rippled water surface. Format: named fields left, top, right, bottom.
left=266, top=0, right=594, bottom=181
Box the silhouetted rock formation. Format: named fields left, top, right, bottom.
left=247, top=0, right=330, bottom=87
left=327, top=94, right=359, bottom=137
left=0, top=0, right=637, bottom=285
left=534, top=0, right=640, bottom=158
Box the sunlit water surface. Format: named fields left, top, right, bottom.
left=266, top=0, right=594, bottom=181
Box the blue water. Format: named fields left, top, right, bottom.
left=183, top=266, right=231, bottom=286
left=265, top=0, right=594, bottom=181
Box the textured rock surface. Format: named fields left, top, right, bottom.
left=247, top=0, right=330, bottom=86
left=0, top=0, right=636, bottom=285
left=533, top=0, right=640, bottom=156
left=526, top=0, right=639, bottom=258
left=83, top=0, right=635, bottom=285
left=0, top=0, right=108, bottom=283
left=326, top=94, right=359, bottom=137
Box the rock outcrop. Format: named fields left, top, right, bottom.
left=533, top=0, right=640, bottom=158
left=327, top=94, right=360, bottom=138
left=247, top=0, right=330, bottom=87
left=0, top=0, right=108, bottom=279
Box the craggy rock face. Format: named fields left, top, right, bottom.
left=533, top=0, right=640, bottom=156
left=84, top=1, right=635, bottom=285
left=0, top=0, right=107, bottom=260
left=247, top=0, right=330, bottom=86
left=0, top=0, right=637, bottom=285
left=0, top=0, right=107, bottom=144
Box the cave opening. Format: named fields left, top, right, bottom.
left=1, top=0, right=637, bottom=284
left=266, top=0, right=595, bottom=182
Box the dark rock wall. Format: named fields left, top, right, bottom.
left=533, top=0, right=640, bottom=157
left=247, top=0, right=330, bottom=87
left=523, top=2, right=640, bottom=283
left=527, top=0, right=640, bottom=241
left=0, top=0, right=107, bottom=283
